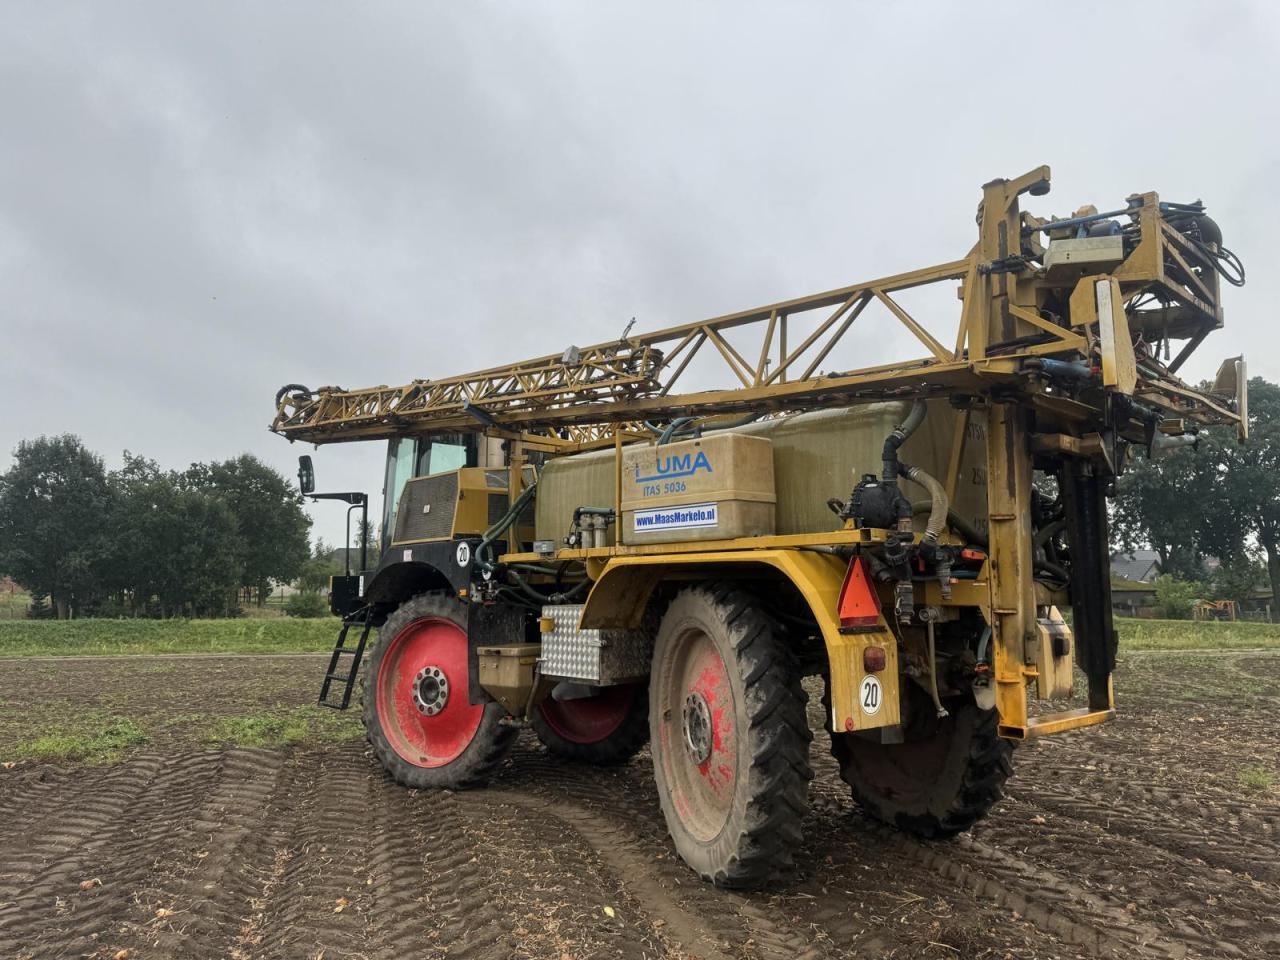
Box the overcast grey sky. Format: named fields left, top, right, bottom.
left=4, top=1, right=1278, bottom=548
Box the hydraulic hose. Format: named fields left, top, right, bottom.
left=882, top=400, right=927, bottom=482
left=476, top=481, right=538, bottom=573
left=657, top=411, right=765, bottom=445
left=1033, top=518, right=1066, bottom=555
left=658, top=417, right=699, bottom=445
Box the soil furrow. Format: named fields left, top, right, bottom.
left=2, top=649, right=1277, bottom=960
left=252, top=741, right=374, bottom=959
left=503, top=746, right=828, bottom=959
left=0, top=750, right=221, bottom=959
left=139, top=747, right=289, bottom=957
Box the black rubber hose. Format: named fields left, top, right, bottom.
left=882, top=400, right=926, bottom=481
left=275, top=383, right=311, bottom=406
left=910, top=501, right=987, bottom=548
left=476, top=482, right=538, bottom=573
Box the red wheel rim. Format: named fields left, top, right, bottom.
left=375, top=617, right=482, bottom=768
left=658, top=628, right=737, bottom=842
left=538, top=684, right=637, bottom=744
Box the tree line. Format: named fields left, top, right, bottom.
left=0, top=435, right=310, bottom=618
left=1114, top=377, right=1280, bottom=613
left=1, top=379, right=1275, bottom=621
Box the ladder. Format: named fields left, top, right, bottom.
left=318, top=610, right=374, bottom=710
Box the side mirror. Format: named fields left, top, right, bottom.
left=298, top=455, right=315, bottom=495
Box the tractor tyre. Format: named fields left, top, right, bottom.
left=531, top=681, right=650, bottom=765
left=649, top=583, right=813, bottom=888
left=362, top=592, right=516, bottom=789
left=828, top=681, right=1014, bottom=838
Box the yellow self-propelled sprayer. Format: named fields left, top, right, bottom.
left=271, top=167, right=1246, bottom=888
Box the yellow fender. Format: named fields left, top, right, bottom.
left=579, top=549, right=901, bottom=733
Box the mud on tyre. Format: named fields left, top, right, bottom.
left=828, top=680, right=1014, bottom=838
left=650, top=583, right=813, bottom=888
left=362, top=592, right=516, bottom=789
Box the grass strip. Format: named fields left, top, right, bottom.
left=10, top=717, right=149, bottom=765
left=1117, top=617, right=1280, bottom=651
left=0, top=617, right=338, bottom=658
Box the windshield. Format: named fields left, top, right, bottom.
left=380, top=435, right=480, bottom=546
left=418, top=438, right=468, bottom=475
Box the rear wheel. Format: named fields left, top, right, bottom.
left=531, top=682, right=649, bottom=764
left=650, top=583, right=812, bottom=888
left=362, top=593, right=515, bottom=789
left=828, top=682, right=1013, bottom=838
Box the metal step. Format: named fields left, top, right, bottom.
left=318, top=612, right=373, bottom=710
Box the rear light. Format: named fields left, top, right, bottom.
left=838, top=556, right=881, bottom=630
left=863, top=645, right=886, bottom=672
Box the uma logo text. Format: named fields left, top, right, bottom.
left=636, top=451, right=713, bottom=483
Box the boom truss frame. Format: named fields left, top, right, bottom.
left=272, top=166, right=1239, bottom=448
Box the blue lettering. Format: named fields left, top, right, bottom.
left=635, top=449, right=715, bottom=483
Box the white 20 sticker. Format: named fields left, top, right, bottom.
left=859, top=675, right=882, bottom=716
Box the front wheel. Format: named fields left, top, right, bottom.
left=362, top=593, right=515, bottom=789
left=650, top=583, right=813, bottom=888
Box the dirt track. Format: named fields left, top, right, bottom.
left=1, top=651, right=1278, bottom=959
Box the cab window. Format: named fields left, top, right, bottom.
left=381, top=437, right=418, bottom=546
left=416, top=434, right=477, bottom=475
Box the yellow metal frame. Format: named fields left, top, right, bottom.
left=578, top=548, right=901, bottom=734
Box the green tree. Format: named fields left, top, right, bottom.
left=0, top=435, right=114, bottom=618
left=184, top=455, right=311, bottom=604
left=1112, top=377, right=1280, bottom=616
left=107, top=455, right=243, bottom=616
left=1112, top=443, right=1214, bottom=581
left=1153, top=574, right=1203, bottom=620
left=160, top=489, right=243, bottom=616
left=1202, top=378, right=1280, bottom=619
left=1212, top=553, right=1265, bottom=606
left=105, top=453, right=167, bottom=613
left=297, top=538, right=342, bottom=594
left=356, top=519, right=379, bottom=565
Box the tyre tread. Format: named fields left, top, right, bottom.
left=829, top=684, right=1013, bottom=839
left=654, top=583, right=813, bottom=889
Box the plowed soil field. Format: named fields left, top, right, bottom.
left=1, top=649, right=1277, bottom=959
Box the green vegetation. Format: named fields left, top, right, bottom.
left=0, top=589, right=30, bottom=620
left=0, top=617, right=336, bottom=658
left=285, top=591, right=330, bottom=618
left=12, top=717, right=148, bottom=764
left=1114, top=376, right=1280, bottom=608
left=0, top=437, right=310, bottom=618
left=1238, top=765, right=1275, bottom=792
left=2, top=706, right=361, bottom=767
left=1152, top=574, right=1203, bottom=620
left=203, top=707, right=359, bottom=748
left=1118, top=617, right=1280, bottom=651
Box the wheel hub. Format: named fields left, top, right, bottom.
left=682, top=691, right=713, bottom=765
left=412, top=665, right=449, bottom=717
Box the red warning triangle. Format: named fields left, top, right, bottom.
left=839, top=556, right=881, bottom=627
